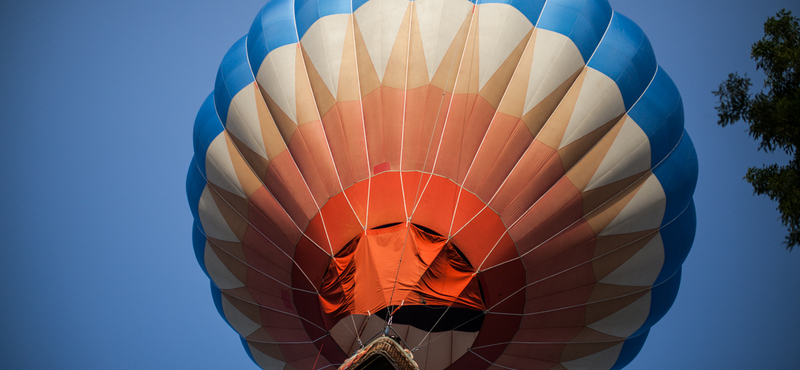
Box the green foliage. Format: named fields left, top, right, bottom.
left=713, top=9, right=800, bottom=250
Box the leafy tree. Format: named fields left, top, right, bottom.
left=713, top=9, right=800, bottom=250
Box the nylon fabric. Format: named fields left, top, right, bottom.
left=187, top=0, right=698, bottom=368
left=320, top=223, right=484, bottom=325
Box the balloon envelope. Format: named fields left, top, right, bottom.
left=187, top=0, right=698, bottom=369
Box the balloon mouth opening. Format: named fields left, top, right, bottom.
left=374, top=305, right=485, bottom=333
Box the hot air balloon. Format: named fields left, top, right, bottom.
left=186, top=0, right=698, bottom=369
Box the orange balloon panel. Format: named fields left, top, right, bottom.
left=318, top=223, right=485, bottom=322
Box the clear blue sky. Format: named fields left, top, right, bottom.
left=1, top=1, right=798, bottom=369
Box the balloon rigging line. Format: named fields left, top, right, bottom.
left=398, top=1, right=416, bottom=222
left=346, top=11, right=374, bottom=232
left=292, top=29, right=369, bottom=254
left=204, top=233, right=311, bottom=294
left=442, top=64, right=587, bottom=266
left=192, top=159, right=321, bottom=294
left=413, top=302, right=454, bottom=350
left=398, top=1, right=413, bottom=181
left=473, top=127, right=642, bottom=273
left=449, top=201, right=489, bottom=238
left=468, top=348, right=519, bottom=370
left=217, top=49, right=339, bottom=263
left=416, top=37, right=610, bottom=348
left=357, top=311, right=371, bottom=344
left=471, top=12, right=629, bottom=229
left=463, top=278, right=677, bottom=344
left=338, top=316, right=360, bottom=342
left=336, top=315, right=368, bottom=355
left=405, top=8, right=489, bottom=351
left=442, top=0, right=548, bottom=228
left=483, top=176, right=649, bottom=271
left=448, top=12, right=547, bottom=239
left=455, top=38, right=559, bottom=220
left=474, top=9, right=617, bottom=214
left=208, top=105, right=310, bottom=241
left=247, top=37, right=326, bottom=220
left=387, top=3, right=476, bottom=333
left=573, top=66, right=672, bottom=196
left=219, top=289, right=327, bottom=333
left=453, top=0, right=509, bottom=233
left=478, top=203, right=691, bottom=319
left=474, top=229, right=507, bottom=271
left=365, top=171, right=372, bottom=232
left=294, top=13, right=350, bottom=197
left=408, top=7, right=475, bottom=218
left=418, top=14, right=494, bottom=350
left=480, top=129, right=689, bottom=276
left=349, top=314, right=363, bottom=348
left=301, top=17, right=369, bottom=232
left=520, top=284, right=652, bottom=317
left=242, top=332, right=331, bottom=345
left=387, top=6, right=416, bottom=318
left=415, top=203, right=690, bottom=348
left=389, top=5, right=476, bottom=336
left=483, top=338, right=636, bottom=346
left=446, top=36, right=481, bottom=237
left=201, top=184, right=321, bottom=292
left=404, top=1, right=468, bottom=217
left=311, top=342, right=324, bottom=370
left=487, top=231, right=642, bottom=316
left=454, top=56, right=665, bottom=280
